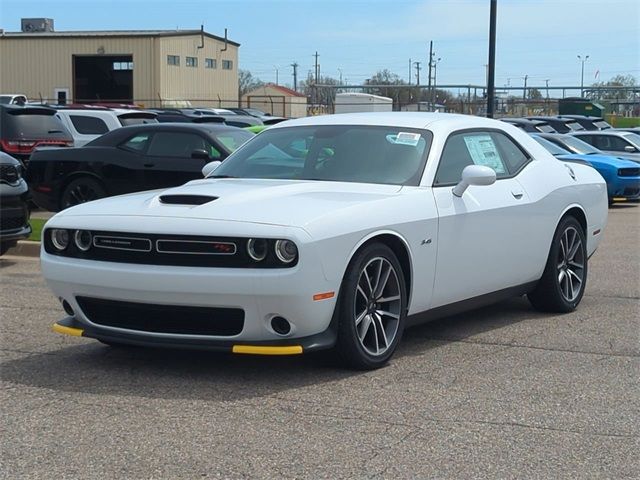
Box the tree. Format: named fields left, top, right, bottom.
left=363, top=69, right=415, bottom=109
left=527, top=88, right=543, bottom=100
left=238, top=70, right=264, bottom=97
left=588, top=74, right=637, bottom=101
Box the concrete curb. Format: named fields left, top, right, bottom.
left=6, top=240, right=41, bottom=258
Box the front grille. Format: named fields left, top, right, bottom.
left=76, top=296, right=244, bottom=336
left=623, top=187, right=640, bottom=196
left=0, top=165, right=20, bottom=184
left=44, top=230, right=296, bottom=268
left=618, top=168, right=640, bottom=177
left=0, top=207, right=27, bottom=231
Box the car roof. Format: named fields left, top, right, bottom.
left=0, top=104, right=58, bottom=114
left=270, top=112, right=507, bottom=131
left=501, top=117, right=549, bottom=125
left=570, top=130, right=626, bottom=136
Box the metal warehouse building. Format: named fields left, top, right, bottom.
left=0, top=24, right=240, bottom=108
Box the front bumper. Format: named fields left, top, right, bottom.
left=0, top=191, right=31, bottom=242
left=610, top=177, right=640, bottom=199
left=42, top=249, right=341, bottom=351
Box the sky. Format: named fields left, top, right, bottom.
left=2, top=0, right=639, bottom=94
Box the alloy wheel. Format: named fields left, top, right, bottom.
left=353, top=256, right=402, bottom=356
left=556, top=226, right=585, bottom=303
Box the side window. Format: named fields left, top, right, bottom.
left=69, top=115, right=109, bottom=135
left=434, top=131, right=509, bottom=186
left=120, top=132, right=152, bottom=153
left=576, top=135, right=596, bottom=147
left=146, top=132, right=209, bottom=158
left=491, top=132, right=530, bottom=174
left=606, top=136, right=633, bottom=152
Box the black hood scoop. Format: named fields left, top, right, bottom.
left=159, top=195, right=218, bottom=205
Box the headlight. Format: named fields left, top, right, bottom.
left=274, top=239, right=298, bottom=264
left=247, top=238, right=267, bottom=261
left=74, top=230, right=92, bottom=251
left=51, top=229, right=70, bottom=251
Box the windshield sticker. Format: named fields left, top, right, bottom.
left=463, top=135, right=506, bottom=174
left=391, top=132, right=421, bottom=146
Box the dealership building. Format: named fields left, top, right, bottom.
left=0, top=20, right=240, bottom=107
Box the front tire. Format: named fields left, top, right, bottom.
left=528, top=216, right=587, bottom=313
left=335, top=243, right=407, bottom=370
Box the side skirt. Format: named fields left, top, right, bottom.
left=406, top=281, right=538, bottom=327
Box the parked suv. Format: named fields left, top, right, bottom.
left=54, top=108, right=158, bottom=146
left=0, top=151, right=31, bottom=256
left=0, top=105, right=73, bottom=164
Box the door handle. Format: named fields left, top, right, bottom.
left=143, top=163, right=155, bottom=168
left=511, top=190, right=524, bottom=199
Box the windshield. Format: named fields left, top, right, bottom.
left=537, top=124, right=556, bottom=133
left=593, top=121, right=611, bottom=129
left=211, top=125, right=432, bottom=185
left=558, top=135, right=600, bottom=155
left=532, top=136, right=570, bottom=155
left=622, top=133, right=640, bottom=149
left=213, top=129, right=255, bottom=152
left=4, top=109, right=72, bottom=140
left=566, top=122, right=585, bottom=132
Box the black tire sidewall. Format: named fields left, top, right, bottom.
left=60, top=177, right=106, bottom=210
left=336, top=243, right=407, bottom=369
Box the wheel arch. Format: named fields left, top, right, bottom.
left=559, top=204, right=587, bottom=234
left=345, top=231, right=413, bottom=308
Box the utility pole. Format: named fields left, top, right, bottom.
left=578, top=54, right=589, bottom=97
left=427, top=40, right=433, bottom=109
left=291, top=62, right=298, bottom=92
left=313, top=51, right=320, bottom=84
left=486, top=0, right=497, bottom=117
left=522, top=74, right=528, bottom=100
left=414, top=61, right=421, bottom=86
left=274, top=66, right=279, bottom=85
left=338, top=68, right=343, bottom=85
left=545, top=79, right=550, bottom=114
left=433, top=57, right=441, bottom=106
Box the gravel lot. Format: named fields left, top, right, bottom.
left=1, top=205, right=638, bottom=479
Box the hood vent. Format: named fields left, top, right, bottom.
left=159, top=195, right=218, bottom=205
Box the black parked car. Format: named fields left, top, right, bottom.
left=0, top=105, right=73, bottom=164
left=526, top=116, right=586, bottom=134
left=0, top=152, right=31, bottom=255
left=26, top=123, right=254, bottom=211
left=500, top=117, right=557, bottom=133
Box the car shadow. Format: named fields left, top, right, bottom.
left=0, top=297, right=539, bottom=402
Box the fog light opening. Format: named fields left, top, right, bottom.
left=271, top=316, right=291, bottom=336
left=61, top=299, right=75, bottom=316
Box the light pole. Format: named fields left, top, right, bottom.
left=274, top=65, right=279, bottom=85
left=338, top=68, right=343, bottom=85
left=578, top=54, right=589, bottom=97
left=433, top=57, right=441, bottom=106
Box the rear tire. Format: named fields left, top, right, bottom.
left=334, top=243, right=407, bottom=370
left=528, top=216, right=587, bottom=313
left=60, top=177, right=106, bottom=210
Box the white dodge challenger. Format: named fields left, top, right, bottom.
left=43, top=113, right=608, bottom=369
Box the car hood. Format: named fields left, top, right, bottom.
left=57, top=178, right=403, bottom=227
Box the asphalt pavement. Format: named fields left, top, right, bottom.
left=1, top=205, right=638, bottom=479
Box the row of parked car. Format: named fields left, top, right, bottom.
left=0, top=102, right=274, bottom=254
left=500, top=115, right=640, bottom=206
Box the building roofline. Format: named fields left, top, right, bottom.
left=0, top=29, right=240, bottom=46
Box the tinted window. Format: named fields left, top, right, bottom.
left=211, top=125, right=431, bottom=185
left=146, top=132, right=210, bottom=157
left=566, top=122, right=585, bottom=131
left=120, top=133, right=151, bottom=152
left=434, top=131, right=520, bottom=186
left=537, top=124, right=556, bottom=133
left=556, top=135, right=600, bottom=154
left=3, top=109, right=71, bottom=139
left=532, top=136, right=570, bottom=156
left=586, top=135, right=631, bottom=152
left=69, top=115, right=109, bottom=135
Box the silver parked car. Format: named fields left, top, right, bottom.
left=570, top=130, right=640, bottom=161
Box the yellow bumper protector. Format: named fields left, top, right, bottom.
left=232, top=345, right=303, bottom=355
left=52, top=322, right=84, bottom=337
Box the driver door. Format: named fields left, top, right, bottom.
left=430, top=129, right=539, bottom=308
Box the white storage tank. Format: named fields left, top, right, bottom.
left=334, top=93, right=393, bottom=114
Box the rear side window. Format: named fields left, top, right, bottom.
left=591, top=135, right=634, bottom=152
left=146, top=132, right=210, bottom=157
left=69, top=115, right=109, bottom=135
left=120, top=133, right=152, bottom=152
left=434, top=131, right=529, bottom=186
left=3, top=109, right=71, bottom=139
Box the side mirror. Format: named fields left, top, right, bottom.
left=191, top=149, right=210, bottom=160
left=202, top=160, right=222, bottom=177
left=624, top=145, right=637, bottom=153
left=452, top=165, right=496, bottom=197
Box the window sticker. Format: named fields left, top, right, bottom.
left=387, top=132, right=421, bottom=146
left=463, top=135, right=506, bottom=173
